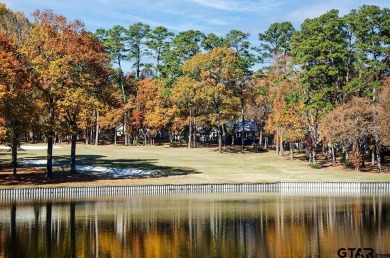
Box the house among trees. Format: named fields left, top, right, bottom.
left=208, top=120, right=261, bottom=145
left=227, top=120, right=262, bottom=145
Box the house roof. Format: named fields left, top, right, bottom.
left=226, top=120, right=261, bottom=132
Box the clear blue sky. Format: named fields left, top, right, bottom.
left=4, top=0, right=388, bottom=36
left=4, top=0, right=388, bottom=72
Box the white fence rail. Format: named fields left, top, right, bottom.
left=1, top=182, right=390, bottom=202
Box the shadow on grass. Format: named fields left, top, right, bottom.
left=0, top=154, right=200, bottom=186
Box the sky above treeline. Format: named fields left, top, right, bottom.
left=4, top=0, right=389, bottom=36
left=5, top=0, right=388, bottom=73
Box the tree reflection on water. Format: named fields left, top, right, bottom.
left=0, top=193, right=389, bottom=257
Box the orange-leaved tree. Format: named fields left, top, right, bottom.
left=320, top=97, right=374, bottom=171
left=0, top=33, right=36, bottom=174
left=22, top=10, right=111, bottom=176
left=144, top=79, right=175, bottom=145
left=134, top=78, right=174, bottom=145
left=264, top=55, right=305, bottom=158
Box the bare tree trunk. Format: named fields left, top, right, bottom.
left=47, top=136, right=53, bottom=178
left=114, top=126, right=117, bottom=146
left=47, top=100, right=55, bottom=179
left=241, top=107, right=245, bottom=152
left=11, top=139, right=19, bottom=176
left=85, top=129, right=89, bottom=145
left=90, top=126, right=93, bottom=144
left=142, top=129, right=147, bottom=146
left=95, top=110, right=99, bottom=146
left=11, top=141, right=18, bottom=175
left=222, top=124, right=227, bottom=151
left=331, top=143, right=336, bottom=166
left=311, top=149, right=317, bottom=164
left=275, top=129, right=279, bottom=155
left=218, top=126, right=223, bottom=153
left=279, top=130, right=284, bottom=156
left=193, top=117, right=197, bottom=148
left=289, top=141, right=293, bottom=160
left=305, top=146, right=311, bottom=162
left=123, top=116, right=128, bottom=146
left=70, top=133, right=77, bottom=173
left=376, top=145, right=382, bottom=173
left=217, top=114, right=223, bottom=152
left=188, top=115, right=192, bottom=149
left=259, top=129, right=263, bottom=149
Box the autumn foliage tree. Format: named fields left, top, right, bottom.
left=0, top=3, right=31, bottom=46
left=22, top=10, right=111, bottom=175
left=0, top=33, right=35, bottom=175
left=171, top=76, right=204, bottom=148
left=183, top=47, right=243, bottom=152
left=143, top=79, right=174, bottom=144
left=264, top=55, right=305, bottom=159
left=378, top=78, right=390, bottom=146
left=320, top=97, right=377, bottom=171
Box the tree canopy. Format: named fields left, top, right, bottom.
left=0, top=3, right=389, bottom=175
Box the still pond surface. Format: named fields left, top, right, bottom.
left=0, top=193, right=390, bottom=258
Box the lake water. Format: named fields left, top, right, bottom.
left=0, top=193, right=390, bottom=258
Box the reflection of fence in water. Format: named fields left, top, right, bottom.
left=1, top=182, right=390, bottom=202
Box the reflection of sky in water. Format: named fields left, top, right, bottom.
left=1, top=193, right=390, bottom=257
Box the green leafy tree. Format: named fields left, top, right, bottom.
left=257, top=21, right=295, bottom=63
left=125, top=22, right=151, bottom=79
left=160, top=30, right=205, bottom=83
left=345, top=5, right=390, bottom=100
left=145, top=26, right=174, bottom=77
left=292, top=9, right=348, bottom=164
left=224, top=30, right=256, bottom=149
left=95, top=25, right=127, bottom=100
left=257, top=22, right=297, bottom=154
left=224, top=29, right=254, bottom=71
left=201, top=33, right=225, bottom=51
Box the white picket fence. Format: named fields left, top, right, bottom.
left=0, top=182, right=389, bottom=202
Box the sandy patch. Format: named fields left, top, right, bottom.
left=20, top=159, right=159, bottom=178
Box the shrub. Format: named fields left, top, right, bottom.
left=344, top=162, right=356, bottom=170
left=132, top=139, right=141, bottom=146
left=170, top=142, right=179, bottom=148
left=309, top=163, right=322, bottom=169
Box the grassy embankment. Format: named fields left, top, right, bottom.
left=0, top=143, right=389, bottom=188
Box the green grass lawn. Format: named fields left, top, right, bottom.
left=1, top=143, right=389, bottom=187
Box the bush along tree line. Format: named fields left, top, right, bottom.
left=0, top=3, right=389, bottom=176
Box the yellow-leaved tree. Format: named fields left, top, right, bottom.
left=182, top=47, right=243, bottom=152
left=171, top=76, right=204, bottom=148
